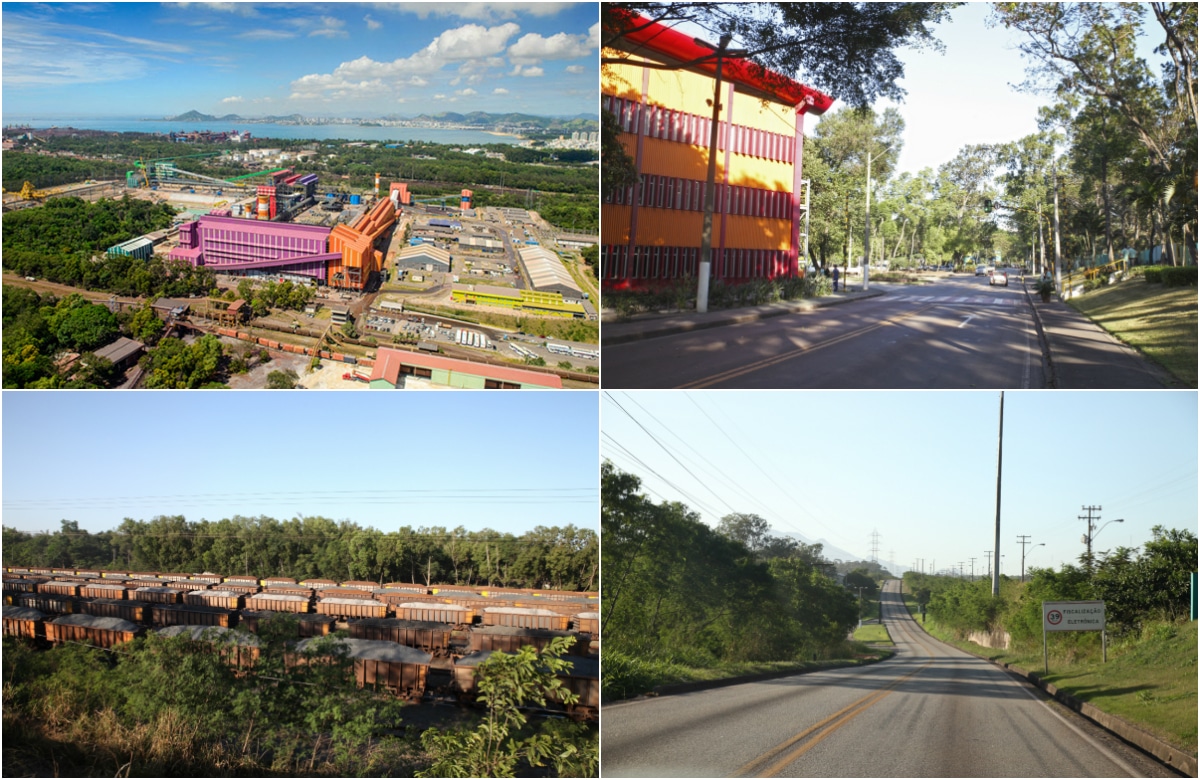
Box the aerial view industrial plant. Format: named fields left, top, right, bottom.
left=1, top=2, right=600, bottom=389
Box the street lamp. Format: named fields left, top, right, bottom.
left=863, top=143, right=894, bottom=291
left=1021, top=542, right=1045, bottom=582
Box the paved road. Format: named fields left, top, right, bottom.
left=603, top=276, right=1046, bottom=389
left=601, top=580, right=1171, bottom=777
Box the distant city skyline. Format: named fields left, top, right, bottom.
left=2, top=2, right=599, bottom=119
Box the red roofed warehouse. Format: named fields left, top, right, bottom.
left=601, top=9, right=834, bottom=290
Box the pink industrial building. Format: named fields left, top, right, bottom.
left=171, top=216, right=340, bottom=281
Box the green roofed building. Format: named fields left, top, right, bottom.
left=107, top=237, right=155, bottom=261
left=451, top=284, right=586, bottom=318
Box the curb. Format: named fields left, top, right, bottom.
left=602, top=289, right=887, bottom=346
left=1021, top=280, right=1058, bottom=389
left=1003, top=662, right=1197, bottom=778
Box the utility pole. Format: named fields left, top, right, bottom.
left=957, top=562, right=965, bottom=580
left=1017, top=535, right=1031, bottom=582
left=993, top=392, right=1004, bottom=596
left=695, top=34, right=746, bottom=313
left=870, top=530, right=881, bottom=564
left=1080, top=505, right=1102, bottom=564
left=969, top=557, right=976, bottom=581
left=984, top=551, right=992, bottom=578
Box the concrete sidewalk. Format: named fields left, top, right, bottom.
left=601, top=286, right=885, bottom=346
left=1024, top=282, right=1176, bottom=389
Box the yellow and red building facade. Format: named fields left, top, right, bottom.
left=602, top=12, right=833, bottom=289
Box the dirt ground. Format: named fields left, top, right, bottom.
left=220, top=340, right=370, bottom=390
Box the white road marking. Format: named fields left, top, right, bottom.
left=958, top=315, right=975, bottom=329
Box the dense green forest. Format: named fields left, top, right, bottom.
left=3, top=516, right=598, bottom=591
left=905, top=525, right=1197, bottom=644
left=602, top=464, right=859, bottom=697
left=2, top=196, right=212, bottom=296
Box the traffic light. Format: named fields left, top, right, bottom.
left=983, top=198, right=993, bottom=213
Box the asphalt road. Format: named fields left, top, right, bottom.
left=603, top=276, right=1046, bottom=389
left=601, top=580, right=1172, bottom=778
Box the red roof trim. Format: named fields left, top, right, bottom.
left=371, top=348, right=563, bottom=388
left=608, top=10, right=835, bottom=115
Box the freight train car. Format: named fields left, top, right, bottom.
left=348, top=618, right=454, bottom=655
left=482, top=607, right=570, bottom=631
left=454, top=650, right=597, bottom=719
left=245, top=592, right=312, bottom=614
left=240, top=610, right=334, bottom=637
left=294, top=637, right=431, bottom=699
left=316, top=597, right=389, bottom=620
left=3, top=605, right=45, bottom=639
left=392, top=601, right=475, bottom=625
left=46, top=614, right=142, bottom=648
left=156, top=625, right=262, bottom=669
left=81, top=598, right=150, bottom=624
left=150, top=603, right=237, bottom=629
left=467, top=625, right=590, bottom=655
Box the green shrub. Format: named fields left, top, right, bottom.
left=1144, top=266, right=1164, bottom=283
left=1160, top=266, right=1197, bottom=287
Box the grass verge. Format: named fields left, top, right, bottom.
left=602, top=644, right=894, bottom=704
left=899, top=591, right=1197, bottom=754
left=1066, top=279, right=1198, bottom=387
left=852, top=623, right=893, bottom=645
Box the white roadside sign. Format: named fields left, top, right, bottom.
left=1042, top=600, right=1105, bottom=632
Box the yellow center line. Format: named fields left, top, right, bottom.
left=676, top=304, right=938, bottom=389
left=733, top=659, right=933, bottom=777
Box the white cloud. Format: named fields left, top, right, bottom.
left=389, top=3, right=574, bottom=22
left=510, top=65, right=545, bottom=78
left=508, top=28, right=595, bottom=65
left=565, top=65, right=586, bottom=74
left=364, top=15, right=382, bottom=31
left=493, top=88, right=510, bottom=95
left=221, top=96, right=244, bottom=104
left=288, top=22, right=520, bottom=100
left=309, top=16, right=348, bottom=38
left=238, top=29, right=296, bottom=41
left=2, top=17, right=151, bottom=86
left=456, top=88, right=477, bottom=96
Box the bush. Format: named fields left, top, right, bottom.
left=1160, top=266, right=1197, bottom=287
left=1144, top=266, right=1164, bottom=283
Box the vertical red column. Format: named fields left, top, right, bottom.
left=790, top=106, right=807, bottom=278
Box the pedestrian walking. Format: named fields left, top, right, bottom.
left=832, top=264, right=840, bottom=292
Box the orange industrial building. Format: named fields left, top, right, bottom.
left=327, top=198, right=397, bottom=289
left=601, top=10, right=834, bottom=289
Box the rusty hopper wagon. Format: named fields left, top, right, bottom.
left=46, top=614, right=142, bottom=648
left=19, top=592, right=77, bottom=615
left=373, top=589, right=443, bottom=608
left=134, top=586, right=184, bottom=604
left=189, top=573, right=225, bottom=585
left=3, top=605, right=46, bottom=639
left=245, top=592, right=312, bottom=614
left=81, top=598, right=150, bottom=624
left=320, top=587, right=378, bottom=601
left=294, top=637, right=431, bottom=699
left=392, top=601, right=475, bottom=625
left=39, top=580, right=84, bottom=598
left=240, top=611, right=335, bottom=637
left=3, top=577, right=44, bottom=595
left=79, top=582, right=131, bottom=600
left=156, top=625, right=262, bottom=669
left=468, top=624, right=590, bottom=655
left=454, top=651, right=598, bottom=719
left=482, top=607, right=570, bottom=632
left=573, top=611, right=599, bottom=635
left=185, top=589, right=246, bottom=611
left=348, top=618, right=454, bottom=655
left=263, top=585, right=314, bottom=599
left=151, top=603, right=237, bottom=629
left=301, top=579, right=339, bottom=591
left=316, top=597, right=389, bottom=620
left=339, top=580, right=379, bottom=593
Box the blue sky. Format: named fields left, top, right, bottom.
left=2, top=391, right=600, bottom=537
left=2, top=2, right=599, bottom=118
left=815, top=2, right=1168, bottom=177
left=602, top=391, right=1198, bottom=577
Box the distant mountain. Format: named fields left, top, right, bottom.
left=778, top=531, right=863, bottom=565
left=168, top=110, right=244, bottom=122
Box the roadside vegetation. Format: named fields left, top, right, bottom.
left=901, top=526, right=1197, bottom=752
left=2, top=616, right=596, bottom=777
left=602, top=464, right=886, bottom=701
left=1065, top=273, right=1198, bottom=387
left=604, top=274, right=833, bottom=320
